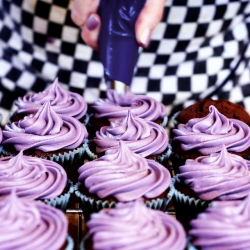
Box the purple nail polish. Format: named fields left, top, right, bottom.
left=86, top=14, right=99, bottom=31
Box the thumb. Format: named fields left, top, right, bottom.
left=135, top=0, right=166, bottom=48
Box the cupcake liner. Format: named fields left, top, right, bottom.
left=84, top=140, right=98, bottom=160
left=48, top=143, right=86, bottom=182
left=160, top=115, right=168, bottom=128
left=1, top=143, right=87, bottom=182
left=65, top=235, right=74, bottom=250
left=81, top=112, right=90, bottom=127
left=75, top=183, right=171, bottom=221
left=168, top=143, right=187, bottom=175
left=150, top=143, right=172, bottom=170
left=79, top=235, right=90, bottom=250
left=85, top=113, right=100, bottom=139
left=168, top=175, right=209, bottom=231
left=170, top=111, right=180, bottom=128
left=7, top=110, right=15, bottom=124
left=44, top=180, right=76, bottom=212
left=185, top=237, right=198, bottom=250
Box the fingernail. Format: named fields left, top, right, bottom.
left=86, top=14, right=99, bottom=30
left=140, top=28, right=151, bottom=48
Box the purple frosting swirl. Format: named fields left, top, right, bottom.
left=178, top=145, right=250, bottom=201
left=14, top=78, right=87, bottom=119
left=3, top=100, right=88, bottom=152
left=0, top=151, right=67, bottom=199
left=0, top=190, right=68, bottom=250
left=93, top=111, right=169, bottom=157
left=87, top=200, right=186, bottom=250
left=189, top=193, right=250, bottom=250
left=91, top=89, right=167, bottom=122
left=173, top=105, right=250, bottom=154
left=78, top=141, right=170, bottom=201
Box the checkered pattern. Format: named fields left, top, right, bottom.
left=0, top=0, right=250, bottom=124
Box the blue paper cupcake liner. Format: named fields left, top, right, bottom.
left=168, top=175, right=209, bottom=231
left=44, top=180, right=77, bottom=212
left=75, top=182, right=171, bottom=221
left=65, top=235, right=75, bottom=250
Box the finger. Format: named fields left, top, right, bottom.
left=135, top=0, right=166, bottom=48
left=71, top=0, right=99, bottom=27
left=81, top=14, right=101, bottom=50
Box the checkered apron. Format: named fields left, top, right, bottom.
left=0, top=0, right=250, bottom=122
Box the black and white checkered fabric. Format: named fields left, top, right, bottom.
left=0, top=0, right=250, bottom=124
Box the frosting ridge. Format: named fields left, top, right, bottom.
left=3, top=100, right=88, bottom=152
left=173, top=105, right=250, bottom=154
left=14, top=78, right=87, bottom=119
left=78, top=141, right=170, bottom=201
left=94, top=111, right=169, bottom=156
left=91, top=89, right=167, bottom=122
left=87, top=200, right=186, bottom=250
left=189, top=193, right=250, bottom=250
left=178, top=145, right=250, bottom=200
left=0, top=190, right=68, bottom=250
left=0, top=150, right=67, bottom=199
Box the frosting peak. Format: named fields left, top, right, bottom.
left=3, top=101, right=88, bottom=152
left=14, top=78, right=87, bottom=119
left=87, top=200, right=186, bottom=250
left=23, top=100, right=63, bottom=136
left=94, top=111, right=169, bottom=157
left=91, top=89, right=167, bottom=122
left=189, top=105, right=233, bottom=135
left=189, top=193, right=250, bottom=250
left=173, top=105, right=250, bottom=154
left=0, top=191, right=68, bottom=250
left=78, top=141, right=170, bottom=201
left=0, top=150, right=67, bottom=199
left=178, top=145, right=250, bottom=200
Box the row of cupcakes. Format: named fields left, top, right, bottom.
left=0, top=78, right=174, bottom=249
left=0, top=79, right=91, bottom=249
left=78, top=191, right=250, bottom=250
left=166, top=99, right=250, bottom=248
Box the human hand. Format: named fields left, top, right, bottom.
left=71, top=0, right=166, bottom=50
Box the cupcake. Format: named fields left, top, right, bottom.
left=76, top=141, right=171, bottom=220
left=0, top=190, right=73, bottom=250
left=188, top=193, right=250, bottom=250
left=173, top=99, right=250, bottom=127
left=86, top=111, right=170, bottom=165
left=88, top=89, right=168, bottom=136
left=170, top=105, right=250, bottom=170
left=80, top=200, right=187, bottom=250
left=2, top=100, right=88, bottom=181
left=10, top=77, right=88, bottom=123
left=0, top=150, right=74, bottom=211
left=169, top=145, right=250, bottom=230
left=0, top=150, right=67, bottom=199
